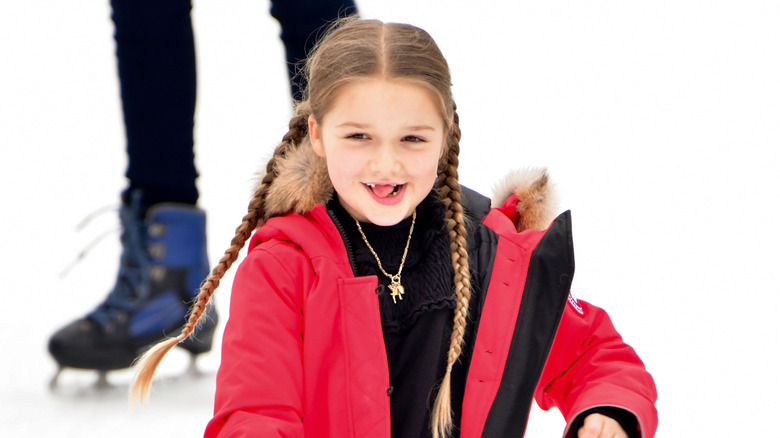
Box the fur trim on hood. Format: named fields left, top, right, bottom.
left=263, top=136, right=333, bottom=219
left=261, top=140, right=557, bottom=231
left=492, top=168, right=559, bottom=232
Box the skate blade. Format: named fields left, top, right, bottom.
left=48, top=367, right=126, bottom=397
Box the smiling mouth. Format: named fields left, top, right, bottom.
left=366, top=183, right=403, bottom=198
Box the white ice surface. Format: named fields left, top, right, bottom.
left=1, top=1, right=779, bottom=436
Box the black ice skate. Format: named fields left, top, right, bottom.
left=48, top=194, right=217, bottom=388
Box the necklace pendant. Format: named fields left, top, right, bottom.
left=355, top=210, right=415, bottom=306
left=388, top=283, right=405, bottom=304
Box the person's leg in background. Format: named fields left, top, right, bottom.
left=48, top=0, right=214, bottom=381
left=271, top=0, right=358, bottom=101
left=48, top=0, right=359, bottom=382
left=117, top=0, right=200, bottom=209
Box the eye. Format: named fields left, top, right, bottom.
left=346, top=133, right=370, bottom=140
left=402, top=135, right=426, bottom=143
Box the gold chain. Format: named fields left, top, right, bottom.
left=355, top=210, right=417, bottom=304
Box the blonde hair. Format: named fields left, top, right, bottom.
left=131, top=18, right=469, bottom=438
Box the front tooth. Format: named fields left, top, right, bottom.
left=367, top=183, right=375, bottom=188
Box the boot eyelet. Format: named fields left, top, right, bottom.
left=150, top=265, right=166, bottom=282
left=148, top=223, right=166, bottom=237
left=149, top=243, right=166, bottom=259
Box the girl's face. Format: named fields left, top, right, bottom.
left=309, top=79, right=446, bottom=226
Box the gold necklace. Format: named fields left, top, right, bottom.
left=355, top=210, right=417, bottom=304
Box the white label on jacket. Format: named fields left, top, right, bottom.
left=568, top=291, right=584, bottom=315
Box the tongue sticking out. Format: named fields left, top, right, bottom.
left=371, top=184, right=396, bottom=198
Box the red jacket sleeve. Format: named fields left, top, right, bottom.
left=534, top=296, right=658, bottom=437
left=204, top=240, right=312, bottom=437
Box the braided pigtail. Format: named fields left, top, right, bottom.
left=431, top=108, right=470, bottom=438
left=131, top=104, right=312, bottom=403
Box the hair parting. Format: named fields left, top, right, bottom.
left=130, top=105, right=312, bottom=403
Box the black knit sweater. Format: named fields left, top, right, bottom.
left=328, top=192, right=459, bottom=438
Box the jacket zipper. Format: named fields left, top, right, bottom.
left=327, top=209, right=359, bottom=276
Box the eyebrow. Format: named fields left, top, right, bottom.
left=406, top=125, right=436, bottom=131
left=336, top=122, right=370, bottom=129
left=336, top=122, right=436, bottom=131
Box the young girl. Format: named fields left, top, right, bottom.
left=132, top=18, right=657, bottom=438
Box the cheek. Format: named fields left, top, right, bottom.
left=409, top=150, right=442, bottom=188
left=420, top=149, right=443, bottom=175
left=324, top=151, right=361, bottom=186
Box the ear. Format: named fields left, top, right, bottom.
left=309, top=115, right=325, bottom=158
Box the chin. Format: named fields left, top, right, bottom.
left=364, top=215, right=405, bottom=227
left=363, top=208, right=412, bottom=226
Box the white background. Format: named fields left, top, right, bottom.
left=1, top=0, right=779, bottom=436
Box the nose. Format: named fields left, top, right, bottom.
left=369, top=142, right=401, bottom=176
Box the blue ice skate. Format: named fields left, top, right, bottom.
left=48, top=194, right=217, bottom=386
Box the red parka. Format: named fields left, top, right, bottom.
left=205, top=166, right=657, bottom=437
